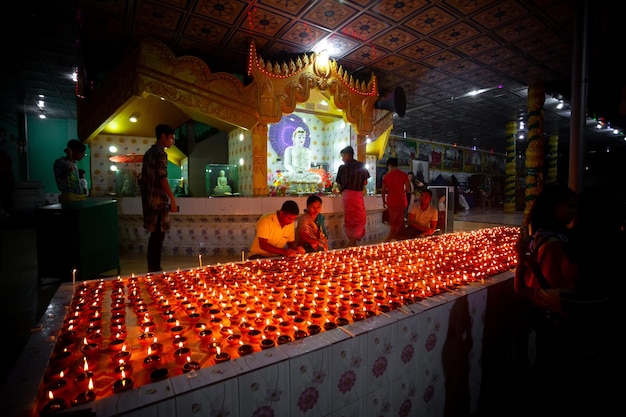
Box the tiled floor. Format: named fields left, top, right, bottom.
left=0, top=207, right=523, bottom=410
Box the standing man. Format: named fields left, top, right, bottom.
left=53, top=139, right=87, bottom=203
left=381, top=157, right=410, bottom=242
left=141, top=124, right=178, bottom=273
left=248, top=200, right=306, bottom=259
left=335, top=145, right=370, bottom=247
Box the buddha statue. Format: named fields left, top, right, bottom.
left=213, top=170, right=232, bottom=195
left=283, top=127, right=321, bottom=184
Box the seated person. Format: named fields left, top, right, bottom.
left=248, top=200, right=306, bottom=259
left=213, top=169, right=232, bottom=194
left=405, top=189, right=439, bottom=238
left=296, top=194, right=329, bottom=252
left=283, top=127, right=322, bottom=183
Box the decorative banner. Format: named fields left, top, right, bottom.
left=268, top=114, right=310, bottom=158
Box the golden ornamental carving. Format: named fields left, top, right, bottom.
left=248, top=42, right=379, bottom=136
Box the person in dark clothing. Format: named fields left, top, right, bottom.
left=140, top=124, right=179, bottom=273
left=335, top=146, right=370, bottom=247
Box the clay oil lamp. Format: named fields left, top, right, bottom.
left=169, top=320, right=185, bottom=337
left=40, top=391, right=67, bottom=415
left=226, top=333, right=242, bottom=346
left=112, top=370, right=133, bottom=394
left=138, top=327, right=155, bottom=346
left=43, top=371, right=68, bottom=398
left=277, top=335, right=292, bottom=345
left=198, top=328, right=214, bottom=343
left=260, top=339, right=275, bottom=350
left=72, top=358, right=94, bottom=391
left=174, top=341, right=191, bottom=364
left=214, top=346, right=231, bottom=363
left=142, top=346, right=161, bottom=371
left=182, top=356, right=201, bottom=373
left=71, top=377, right=96, bottom=406
left=149, top=336, right=163, bottom=355
left=237, top=344, right=254, bottom=357
left=111, top=344, right=131, bottom=365
left=80, top=337, right=100, bottom=359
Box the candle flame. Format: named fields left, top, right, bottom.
left=88, top=378, right=94, bottom=391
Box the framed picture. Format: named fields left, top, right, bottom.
left=412, top=160, right=429, bottom=184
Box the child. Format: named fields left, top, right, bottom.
left=78, top=168, right=89, bottom=196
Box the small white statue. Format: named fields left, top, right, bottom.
left=213, top=170, right=232, bottom=194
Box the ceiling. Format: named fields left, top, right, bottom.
left=4, top=0, right=625, bottom=156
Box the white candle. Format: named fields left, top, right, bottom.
left=241, top=250, right=245, bottom=262
left=72, top=269, right=77, bottom=287
left=199, top=255, right=202, bottom=267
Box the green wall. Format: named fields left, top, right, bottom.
left=2, top=115, right=181, bottom=195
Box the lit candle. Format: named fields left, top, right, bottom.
left=71, top=378, right=96, bottom=406
left=174, top=342, right=191, bottom=364
left=80, top=337, right=100, bottom=359
left=142, top=346, right=161, bottom=371
left=43, top=371, right=68, bottom=397
left=214, top=346, right=231, bottom=363
left=73, top=358, right=94, bottom=390
left=182, top=356, right=201, bottom=373
left=111, top=344, right=131, bottom=365
left=41, top=391, right=67, bottom=415
left=112, top=370, right=134, bottom=393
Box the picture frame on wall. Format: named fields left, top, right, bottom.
left=412, top=160, right=429, bottom=185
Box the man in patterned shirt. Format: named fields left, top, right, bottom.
left=140, top=124, right=179, bottom=272
left=335, top=145, right=370, bottom=247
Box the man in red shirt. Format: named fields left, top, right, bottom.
left=381, top=157, right=410, bottom=241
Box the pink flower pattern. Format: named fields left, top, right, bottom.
left=337, top=370, right=356, bottom=394
left=297, top=386, right=319, bottom=412
left=372, top=356, right=388, bottom=378
left=401, top=344, right=414, bottom=364
left=425, top=333, right=437, bottom=352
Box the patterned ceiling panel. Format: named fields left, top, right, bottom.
left=404, top=6, right=458, bottom=35
left=370, top=0, right=429, bottom=21
left=441, top=60, right=483, bottom=76
left=371, top=55, right=412, bottom=73
left=344, top=45, right=388, bottom=66
left=257, top=0, right=312, bottom=16
left=183, top=17, right=231, bottom=46
left=430, top=22, right=482, bottom=46
left=493, top=16, right=547, bottom=42
left=395, top=62, right=436, bottom=79
left=324, top=34, right=361, bottom=57
left=135, top=1, right=183, bottom=31
left=340, top=13, right=391, bottom=41
left=193, top=0, right=248, bottom=24
left=421, top=51, right=464, bottom=68
left=398, top=40, right=443, bottom=60
left=372, top=29, right=419, bottom=52
left=472, top=1, right=531, bottom=29
left=239, top=7, right=291, bottom=37
left=7, top=0, right=624, bottom=155
left=455, top=35, right=501, bottom=56
left=281, top=22, right=331, bottom=48
left=475, top=47, right=518, bottom=65
left=302, top=0, right=358, bottom=30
